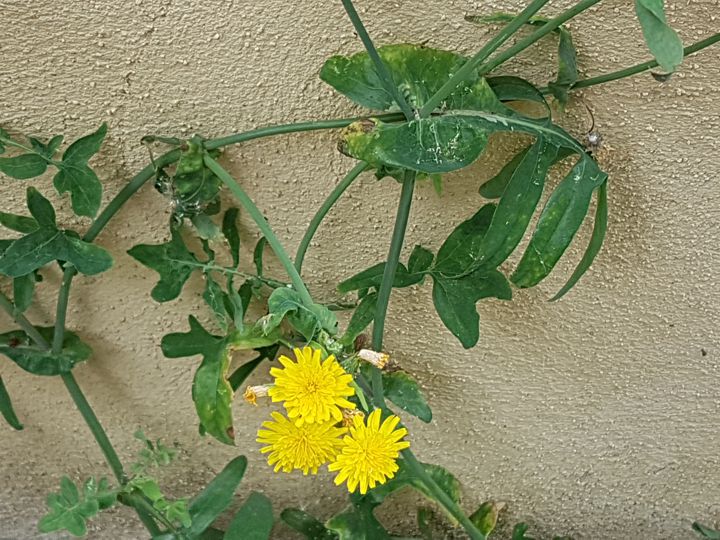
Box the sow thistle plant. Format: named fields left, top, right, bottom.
left=1, top=0, right=718, bottom=538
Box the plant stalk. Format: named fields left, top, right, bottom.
left=419, top=0, right=551, bottom=117
left=204, top=155, right=315, bottom=307
left=204, top=113, right=404, bottom=150
left=0, top=291, right=50, bottom=348
left=295, top=161, right=369, bottom=273
left=477, top=0, right=602, bottom=75
left=340, top=0, right=415, bottom=119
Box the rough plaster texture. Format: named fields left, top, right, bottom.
left=1, top=0, right=719, bottom=538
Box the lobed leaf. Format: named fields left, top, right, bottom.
left=338, top=262, right=423, bottom=293
left=0, top=153, right=48, bottom=179
left=0, top=327, right=92, bottom=376
left=0, top=210, right=39, bottom=233
left=261, top=287, right=338, bottom=340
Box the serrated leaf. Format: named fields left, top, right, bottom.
left=635, top=0, right=684, bottom=73
left=0, top=376, right=23, bottom=430
left=512, top=158, right=608, bottom=288
left=53, top=123, right=107, bottom=217
left=339, top=291, right=377, bottom=346
left=128, top=229, right=201, bottom=302
left=281, top=508, right=337, bottom=539
left=470, top=501, right=502, bottom=537
left=222, top=208, right=241, bottom=267
left=13, top=273, right=36, bottom=313
left=38, top=476, right=117, bottom=537
left=551, top=180, right=608, bottom=300
left=693, top=522, right=720, bottom=539
left=0, top=210, right=39, bottom=233
left=0, top=153, right=48, bottom=179
left=431, top=269, right=511, bottom=349
left=0, top=327, right=92, bottom=375
left=224, top=491, right=273, bottom=540
left=407, top=245, right=434, bottom=274
left=338, top=262, right=423, bottom=293
left=187, top=456, right=248, bottom=537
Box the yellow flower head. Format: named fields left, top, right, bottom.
left=329, top=409, right=410, bottom=494
left=268, top=347, right=355, bottom=425
left=257, top=411, right=347, bottom=475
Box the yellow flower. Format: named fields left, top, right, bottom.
left=257, top=411, right=347, bottom=475
left=268, top=347, right=355, bottom=425
left=329, top=409, right=410, bottom=494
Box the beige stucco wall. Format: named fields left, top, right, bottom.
left=1, top=0, right=719, bottom=538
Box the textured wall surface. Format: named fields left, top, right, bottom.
left=1, top=0, right=719, bottom=538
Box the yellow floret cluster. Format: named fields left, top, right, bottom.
left=252, top=346, right=409, bottom=494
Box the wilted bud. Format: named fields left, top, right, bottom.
left=243, top=384, right=272, bottom=406
left=357, top=349, right=391, bottom=370
left=341, top=408, right=365, bottom=427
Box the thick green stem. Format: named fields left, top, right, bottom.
left=340, top=0, right=415, bottom=119
left=564, top=32, right=720, bottom=91
left=52, top=268, right=75, bottom=353
left=295, top=162, right=369, bottom=273
left=203, top=155, right=314, bottom=307
left=478, top=0, right=601, bottom=76
left=204, top=113, right=404, bottom=150
left=0, top=291, right=50, bottom=348
left=419, top=0, right=551, bottom=117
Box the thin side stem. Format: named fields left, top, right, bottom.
left=419, top=0, right=551, bottom=117
left=340, top=0, right=415, bottom=119
left=0, top=291, right=50, bottom=348
left=295, top=161, right=369, bottom=273
left=204, top=113, right=404, bottom=150
left=564, top=31, right=720, bottom=91
left=203, top=155, right=314, bottom=307
left=478, top=0, right=601, bottom=76
left=52, top=267, right=75, bottom=353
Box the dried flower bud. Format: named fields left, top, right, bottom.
left=357, top=349, right=391, bottom=370
left=243, top=384, right=272, bottom=406
left=341, top=408, right=365, bottom=427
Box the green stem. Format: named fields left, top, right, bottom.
left=419, top=0, right=551, bottom=117
left=0, top=291, right=50, bottom=348
left=564, top=32, right=720, bottom=91
left=203, top=154, right=314, bottom=307
left=339, top=0, right=415, bottom=119
left=477, top=0, right=601, bottom=76
left=52, top=267, right=75, bottom=353
left=204, top=113, right=404, bottom=150
left=295, top=161, right=369, bottom=273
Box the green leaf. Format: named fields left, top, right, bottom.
left=222, top=208, right=241, bottom=267
left=407, top=245, right=434, bottom=274
left=321, top=44, right=503, bottom=113
left=431, top=268, right=511, bottom=349
left=0, top=153, right=48, bottom=179
left=470, top=501, right=502, bottom=537
left=53, top=123, right=107, bottom=217
left=203, top=274, right=229, bottom=332
left=547, top=28, right=578, bottom=108
left=551, top=180, right=608, bottom=300
left=228, top=356, right=264, bottom=392
left=635, top=0, right=684, bottom=73
left=187, top=456, right=248, bottom=537
left=338, top=262, right=423, bottom=293
left=0, top=376, right=23, bottom=430
left=253, top=237, right=267, bottom=276
left=693, top=522, right=720, bottom=539
left=367, top=461, right=461, bottom=510
left=13, top=273, right=36, bottom=313
left=38, top=476, right=117, bottom=537
left=192, top=214, right=223, bottom=241
left=29, top=135, right=64, bottom=159
left=487, top=76, right=550, bottom=117
left=224, top=491, right=273, bottom=540
left=512, top=159, right=608, bottom=288
left=339, top=291, right=377, bottom=346
left=128, top=229, right=201, bottom=302
left=382, top=370, right=432, bottom=423
left=162, top=316, right=234, bottom=444
left=433, top=203, right=495, bottom=276
left=261, top=287, right=338, bottom=340
left=0, top=327, right=92, bottom=375
left=326, top=497, right=391, bottom=540
left=0, top=210, right=39, bottom=233
left=512, top=523, right=534, bottom=540
left=281, top=508, right=337, bottom=539
left=0, top=188, right=112, bottom=277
